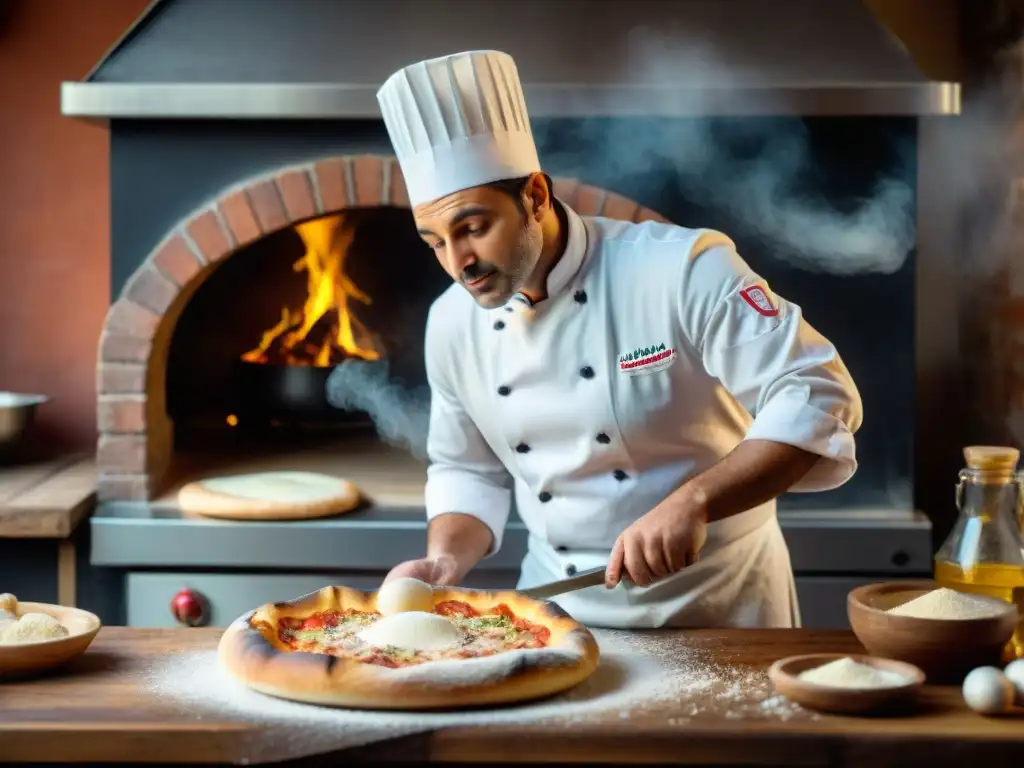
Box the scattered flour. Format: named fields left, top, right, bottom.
left=797, top=657, right=908, bottom=690
left=142, top=630, right=815, bottom=764
left=886, top=588, right=1009, bottom=620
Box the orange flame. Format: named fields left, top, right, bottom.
left=241, top=215, right=382, bottom=367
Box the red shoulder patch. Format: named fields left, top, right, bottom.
left=739, top=285, right=779, bottom=317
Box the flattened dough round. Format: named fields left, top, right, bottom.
left=178, top=471, right=361, bottom=521
left=376, top=577, right=434, bottom=616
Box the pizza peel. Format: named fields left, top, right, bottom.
left=518, top=566, right=608, bottom=600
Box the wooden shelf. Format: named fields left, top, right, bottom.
left=0, top=454, right=97, bottom=538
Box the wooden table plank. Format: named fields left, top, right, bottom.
left=0, top=630, right=255, bottom=764
left=0, top=455, right=97, bottom=538
left=0, top=628, right=1022, bottom=766
left=430, top=630, right=1024, bottom=765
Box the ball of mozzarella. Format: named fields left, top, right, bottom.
left=962, top=666, right=1015, bottom=715
left=1003, top=658, right=1024, bottom=705
left=376, top=577, right=435, bottom=616
left=358, top=611, right=462, bottom=651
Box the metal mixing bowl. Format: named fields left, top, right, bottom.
left=0, top=392, right=50, bottom=454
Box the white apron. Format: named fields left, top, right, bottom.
left=516, top=502, right=801, bottom=629
left=422, top=201, right=862, bottom=629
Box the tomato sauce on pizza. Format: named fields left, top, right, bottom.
left=276, top=599, right=553, bottom=669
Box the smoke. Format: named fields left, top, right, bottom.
left=325, top=359, right=430, bottom=460
left=532, top=29, right=919, bottom=275
left=328, top=26, right=1024, bottom=460
left=926, top=84, right=1022, bottom=281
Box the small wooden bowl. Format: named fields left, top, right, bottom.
left=848, top=580, right=1017, bottom=684
left=0, top=602, right=102, bottom=678
left=769, top=653, right=925, bottom=714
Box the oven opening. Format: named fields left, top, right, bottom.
left=162, top=205, right=450, bottom=505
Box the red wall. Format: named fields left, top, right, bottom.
left=0, top=0, right=149, bottom=458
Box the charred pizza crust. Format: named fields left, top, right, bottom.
left=218, top=585, right=600, bottom=709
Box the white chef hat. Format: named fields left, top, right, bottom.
left=376, top=50, right=542, bottom=208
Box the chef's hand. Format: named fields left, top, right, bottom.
left=605, top=495, right=708, bottom=588
left=383, top=554, right=462, bottom=587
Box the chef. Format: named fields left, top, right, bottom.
left=378, top=50, right=863, bottom=629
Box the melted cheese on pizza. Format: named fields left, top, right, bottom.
left=276, top=599, right=552, bottom=668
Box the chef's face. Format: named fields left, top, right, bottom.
left=414, top=174, right=550, bottom=309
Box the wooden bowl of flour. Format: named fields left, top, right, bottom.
left=0, top=601, right=101, bottom=678
left=848, top=580, right=1017, bottom=683
left=769, top=653, right=924, bottom=715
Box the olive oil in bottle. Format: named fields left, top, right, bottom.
left=933, top=446, right=1024, bottom=660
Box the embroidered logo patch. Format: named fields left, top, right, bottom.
left=618, top=343, right=677, bottom=376
left=739, top=285, right=779, bottom=317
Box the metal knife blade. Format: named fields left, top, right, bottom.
left=518, top=566, right=607, bottom=600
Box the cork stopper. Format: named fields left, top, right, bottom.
left=963, top=445, right=1020, bottom=483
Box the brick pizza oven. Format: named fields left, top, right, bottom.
left=60, top=0, right=964, bottom=628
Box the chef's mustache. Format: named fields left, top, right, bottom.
left=461, top=261, right=499, bottom=282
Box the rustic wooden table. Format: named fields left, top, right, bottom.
left=0, top=628, right=1021, bottom=766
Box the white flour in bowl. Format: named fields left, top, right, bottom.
left=797, top=657, right=909, bottom=689
left=886, top=588, right=1009, bottom=620
left=142, top=630, right=814, bottom=764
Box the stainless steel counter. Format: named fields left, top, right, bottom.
left=91, top=502, right=931, bottom=573
left=90, top=502, right=932, bottom=629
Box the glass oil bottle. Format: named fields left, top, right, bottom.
left=933, top=445, right=1024, bottom=660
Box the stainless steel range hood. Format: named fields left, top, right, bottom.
left=61, top=0, right=959, bottom=123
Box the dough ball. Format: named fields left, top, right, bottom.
left=0, top=612, right=69, bottom=645
left=1003, top=659, right=1024, bottom=704
left=376, top=577, right=435, bottom=616
left=357, top=611, right=463, bottom=652
left=962, top=666, right=1015, bottom=715
left=0, top=592, right=18, bottom=615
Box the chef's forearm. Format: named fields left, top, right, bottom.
left=679, top=439, right=821, bottom=523
left=426, top=512, right=494, bottom=578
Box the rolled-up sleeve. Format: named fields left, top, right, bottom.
left=423, top=306, right=513, bottom=555
left=679, top=241, right=863, bottom=491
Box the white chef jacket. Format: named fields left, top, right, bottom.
left=422, top=200, right=863, bottom=629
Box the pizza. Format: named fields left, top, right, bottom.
left=217, top=580, right=600, bottom=710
